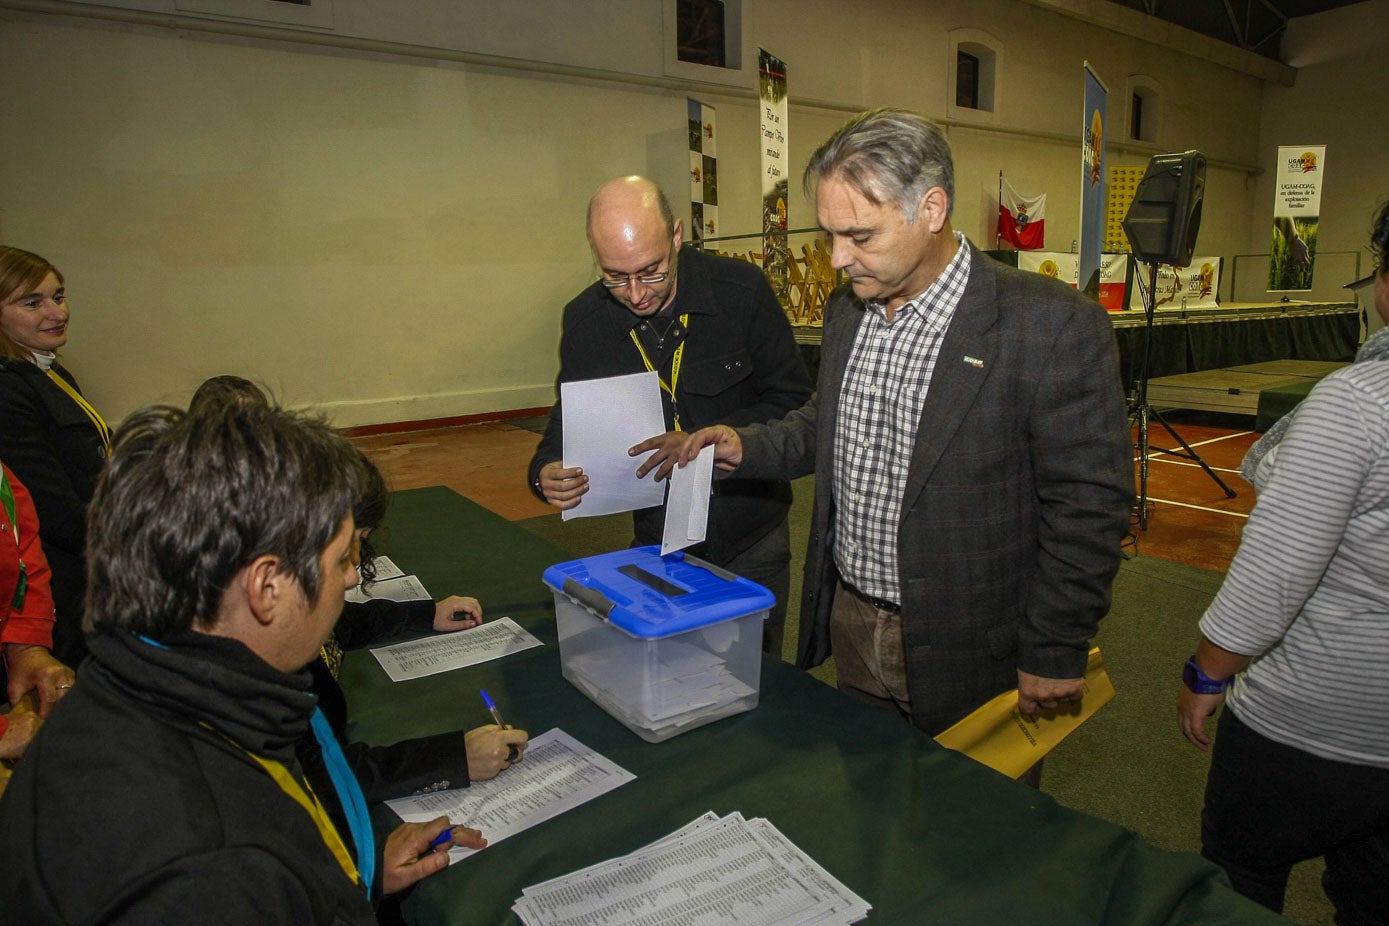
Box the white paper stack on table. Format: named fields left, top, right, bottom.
left=512, top=811, right=871, bottom=925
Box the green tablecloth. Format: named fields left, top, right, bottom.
left=1256, top=379, right=1318, bottom=432
left=342, top=487, right=1286, bottom=924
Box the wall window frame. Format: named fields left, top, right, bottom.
left=1126, top=76, right=1163, bottom=144
left=947, top=29, right=1000, bottom=121
left=663, top=0, right=746, bottom=88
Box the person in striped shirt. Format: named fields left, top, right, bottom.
left=1177, top=200, right=1389, bottom=921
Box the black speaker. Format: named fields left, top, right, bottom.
left=1122, top=150, right=1206, bottom=267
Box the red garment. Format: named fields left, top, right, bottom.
left=2, top=463, right=56, bottom=738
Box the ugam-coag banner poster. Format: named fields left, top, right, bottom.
left=759, top=48, right=790, bottom=306
left=1268, top=145, right=1326, bottom=292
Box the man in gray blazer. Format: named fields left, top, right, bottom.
left=665, top=109, right=1133, bottom=745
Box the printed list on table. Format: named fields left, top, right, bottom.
left=370, top=616, right=543, bottom=682
left=386, top=728, right=635, bottom=859
left=512, top=811, right=870, bottom=925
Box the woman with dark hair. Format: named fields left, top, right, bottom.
left=1177, top=201, right=1389, bottom=920
left=0, top=247, right=109, bottom=667
left=309, top=449, right=510, bottom=807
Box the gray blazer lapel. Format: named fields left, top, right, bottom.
left=899, top=247, right=1000, bottom=516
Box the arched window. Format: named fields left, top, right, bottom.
left=1127, top=78, right=1163, bottom=143
left=948, top=31, right=1000, bottom=117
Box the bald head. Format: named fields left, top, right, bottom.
left=587, top=176, right=676, bottom=244
left=586, top=176, right=683, bottom=316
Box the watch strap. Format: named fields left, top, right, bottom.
left=1183, top=656, right=1232, bottom=694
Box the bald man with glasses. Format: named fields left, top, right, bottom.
left=528, top=176, right=811, bottom=657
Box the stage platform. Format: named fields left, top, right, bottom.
left=792, top=300, right=1360, bottom=406
left=1145, top=359, right=1346, bottom=428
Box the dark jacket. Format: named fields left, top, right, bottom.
left=308, top=597, right=471, bottom=807
left=0, top=358, right=105, bottom=665
left=737, top=244, right=1134, bottom=735
left=528, top=246, right=811, bottom=565
left=0, top=630, right=377, bottom=925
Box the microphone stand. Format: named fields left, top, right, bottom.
left=1131, top=260, right=1236, bottom=530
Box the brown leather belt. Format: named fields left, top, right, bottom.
left=841, top=579, right=901, bottom=613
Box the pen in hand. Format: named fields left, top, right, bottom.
left=481, top=689, right=521, bottom=763
left=427, top=825, right=457, bottom=853
left=480, top=689, right=505, bottom=727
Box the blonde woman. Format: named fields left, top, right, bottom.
left=0, top=247, right=110, bottom=666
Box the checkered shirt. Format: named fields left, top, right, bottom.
left=832, top=233, right=972, bottom=603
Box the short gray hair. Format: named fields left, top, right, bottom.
left=804, top=108, right=955, bottom=222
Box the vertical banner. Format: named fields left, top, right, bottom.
left=687, top=99, right=718, bottom=246
left=1268, top=146, right=1326, bottom=292
left=759, top=48, right=790, bottom=305
left=1079, top=63, right=1107, bottom=300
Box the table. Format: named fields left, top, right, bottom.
left=342, top=487, right=1285, bottom=924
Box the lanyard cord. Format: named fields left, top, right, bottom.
left=310, top=708, right=377, bottom=897
left=142, top=633, right=373, bottom=896
left=628, top=313, right=689, bottom=431
left=1, top=471, right=26, bottom=609
left=205, top=719, right=366, bottom=893
left=44, top=369, right=112, bottom=455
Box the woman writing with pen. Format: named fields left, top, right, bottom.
left=307, top=448, right=529, bottom=803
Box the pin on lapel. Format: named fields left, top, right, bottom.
left=963, top=355, right=984, bottom=368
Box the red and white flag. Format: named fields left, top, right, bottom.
left=997, top=178, right=1046, bottom=250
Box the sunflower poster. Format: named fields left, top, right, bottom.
left=1268, top=146, right=1326, bottom=292
left=1079, top=63, right=1107, bottom=301
left=687, top=99, right=718, bottom=246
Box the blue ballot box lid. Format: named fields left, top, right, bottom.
left=542, top=545, right=774, bottom=639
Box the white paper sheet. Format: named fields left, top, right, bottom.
left=364, top=556, right=405, bottom=581
left=661, top=442, right=714, bottom=555
left=387, top=728, right=634, bottom=859
left=511, top=811, right=870, bottom=925
left=369, top=617, right=543, bottom=682
left=345, top=573, right=430, bottom=604
left=560, top=371, right=667, bottom=520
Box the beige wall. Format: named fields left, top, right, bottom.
left=0, top=1, right=1313, bottom=425
left=1249, top=0, right=1389, bottom=307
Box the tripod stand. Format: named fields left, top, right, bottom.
left=1130, top=260, right=1236, bottom=530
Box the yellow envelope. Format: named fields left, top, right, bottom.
left=933, top=647, right=1116, bottom=779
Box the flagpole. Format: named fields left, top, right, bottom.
left=996, top=170, right=1003, bottom=249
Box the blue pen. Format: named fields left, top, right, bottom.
left=427, top=825, right=456, bottom=852
left=480, top=689, right=505, bottom=728
left=482, top=690, right=522, bottom=763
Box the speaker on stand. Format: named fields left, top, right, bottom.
left=1122, top=150, right=1235, bottom=531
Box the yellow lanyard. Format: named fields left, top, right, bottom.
left=628, top=313, right=689, bottom=431
left=320, top=638, right=344, bottom=679
left=211, top=727, right=362, bottom=889
left=45, top=369, right=112, bottom=455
